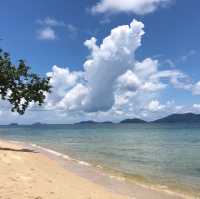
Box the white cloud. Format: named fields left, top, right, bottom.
left=57, top=84, right=89, bottom=111
left=117, top=70, right=141, bottom=91
left=67, top=24, right=78, bottom=33
left=134, top=58, right=158, bottom=78
left=116, top=58, right=193, bottom=94
left=179, top=50, right=197, bottom=62
left=92, top=0, right=172, bottom=15
left=36, top=17, right=67, bottom=41
left=45, top=65, right=84, bottom=109
left=67, top=24, right=78, bottom=39
left=193, top=104, right=200, bottom=109
left=164, top=59, right=176, bottom=68
left=37, top=17, right=66, bottom=27
left=192, top=81, right=200, bottom=95
left=37, top=27, right=57, bottom=40
left=147, top=100, right=165, bottom=112
left=134, top=58, right=167, bottom=92
left=117, top=59, right=167, bottom=92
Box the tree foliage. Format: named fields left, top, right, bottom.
left=0, top=49, right=51, bottom=114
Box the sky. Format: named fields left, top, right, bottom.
left=0, top=0, right=200, bottom=124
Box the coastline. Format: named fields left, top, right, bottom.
left=0, top=139, right=197, bottom=199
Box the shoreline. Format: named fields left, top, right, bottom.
left=0, top=139, right=197, bottom=199
left=28, top=142, right=198, bottom=199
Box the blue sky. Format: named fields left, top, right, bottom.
left=0, top=0, right=200, bottom=124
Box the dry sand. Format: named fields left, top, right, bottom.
left=0, top=140, right=192, bottom=199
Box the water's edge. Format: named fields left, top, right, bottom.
left=9, top=139, right=198, bottom=199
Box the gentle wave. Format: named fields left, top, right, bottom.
left=30, top=143, right=91, bottom=166
left=28, top=142, right=197, bottom=199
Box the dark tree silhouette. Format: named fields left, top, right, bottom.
left=0, top=49, right=51, bottom=114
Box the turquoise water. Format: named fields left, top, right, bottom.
left=0, top=123, right=200, bottom=196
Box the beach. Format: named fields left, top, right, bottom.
left=0, top=139, right=193, bottom=199
left=0, top=139, right=128, bottom=199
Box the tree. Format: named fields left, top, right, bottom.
left=0, top=49, right=51, bottom=115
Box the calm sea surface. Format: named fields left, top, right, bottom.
left=0, top=123, right=200, bottom=196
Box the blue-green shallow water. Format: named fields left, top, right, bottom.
left=0, top=123, right=200, bottom=196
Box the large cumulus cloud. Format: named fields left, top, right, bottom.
left=41, top=19, right=200, bottom=120
left=83, top=20, right=144, bottom=112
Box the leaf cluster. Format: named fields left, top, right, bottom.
left=0, top=49, right=51, bottom=114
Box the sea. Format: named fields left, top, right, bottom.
left=0, top=123, right=199, bottom=197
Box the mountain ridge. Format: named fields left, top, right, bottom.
left=121, top=113, right=200, bottom=123
left=152, top=113, right=200, bottom=123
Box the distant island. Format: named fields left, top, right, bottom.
left=152, top=113, right=200, bottom=123
left=31, top=122, right=47, bottom=126
left=74, top=113, right=200, bottom=124
left=121, top=113, right=200, bottom=123
left=2, top=113, right=200, bottom=127
left=74, top=120, right=113, bottom=125
left=120, top=118, right=147, bottom=123
left=8, top=123, right=19, bottom=126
